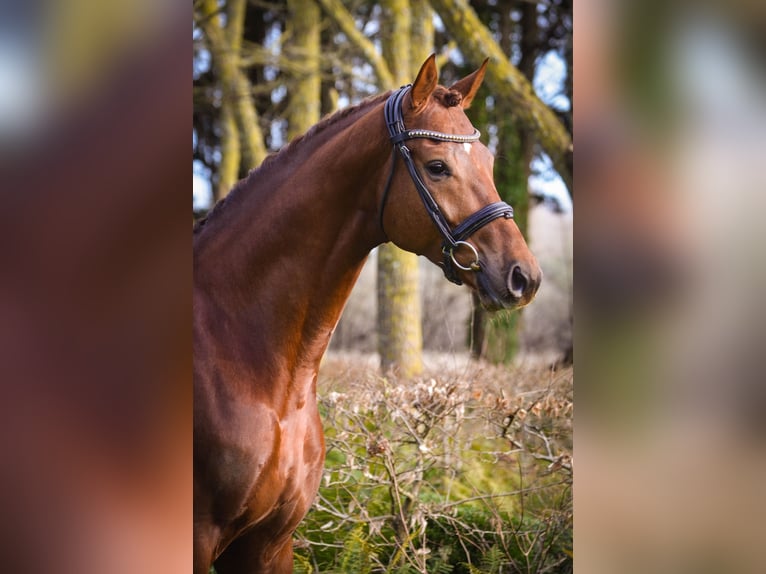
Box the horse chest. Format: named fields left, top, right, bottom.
left=233, top=395, right=325, bottom=533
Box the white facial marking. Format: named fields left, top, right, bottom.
left=463, top=142, right=472, bottom=155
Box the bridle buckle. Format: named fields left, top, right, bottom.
left=445, top=241, right=481, bottom=272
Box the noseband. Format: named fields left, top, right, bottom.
left=379, top=85, right=514, bottom=285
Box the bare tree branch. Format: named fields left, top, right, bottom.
left=196, top=0, right=267, bottom=188
left=316, top=0, right=395, bottom=89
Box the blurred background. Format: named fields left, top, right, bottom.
left=576, top=0, right=766, bottom=572
left=0, top=0, right=189, bottom=572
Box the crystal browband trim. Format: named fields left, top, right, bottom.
left=403, top=128, right=481, bottom=143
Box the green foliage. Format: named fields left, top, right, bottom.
left=294, top=361, right=573, bottom=573
left=339, top=524, right=376, bottom=573
left=466, top=545, right=505, bottom=574
left=293, top=552, right=314, bottom=574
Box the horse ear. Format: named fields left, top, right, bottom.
left=410, top=54, right=438, bottom=111
left=449, top=58, right=489, bottom=109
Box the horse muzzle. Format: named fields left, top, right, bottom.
left=477, top=260, right=542, bottom=311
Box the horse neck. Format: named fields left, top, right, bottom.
left=195, top=100, right=389, bottom=385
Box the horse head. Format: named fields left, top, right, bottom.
left=379, top=55, right=542, bottom=310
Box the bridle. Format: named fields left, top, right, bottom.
left=379, top=85, right=515, bottom=285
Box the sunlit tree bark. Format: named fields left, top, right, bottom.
left=215, top=101, right=241, bottom=202
left=376, top=0, right=423, bottom=378
left=225, top=0, right=267, bottom=174
left=287, top=0, right=321, bottom=139
left=195, top=0, right=267, bottom=198
left=410, top=0, right=433, bottom=77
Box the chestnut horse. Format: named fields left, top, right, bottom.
left=193, top=55, right=541, bottom=574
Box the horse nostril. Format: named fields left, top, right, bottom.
left=508, top=264, right=529, bottom=299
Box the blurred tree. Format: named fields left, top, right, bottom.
left=286, top=0, right=321, bottom=138
left=377, top=0, right=424, bottom=377
left=469, top=1, right=537, bottom=362
left=194, top=0, right=267, bottom=200
left=410, top=0, right=434, bottom=72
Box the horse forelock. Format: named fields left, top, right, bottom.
left=194, top=91, right=391, bottom=235
left=432, top=85, right=463, bottom=109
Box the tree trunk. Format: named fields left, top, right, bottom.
left=410, top=0, right=433, bottom=78
left=196, top=0, right=266, bottom=198
left=469, top=1, right=536, bottom=363
left=216, top=101, right=241, bottom=201
left=226, top=0, right=267, bottom=173
left=377, top=0, right=424, bottom=378
left=287, top=0, right=321, bottom=140
left=377, top=245, right=423, bottom=377
left=231, top=63, right=267, bottom=176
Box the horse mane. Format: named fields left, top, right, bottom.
left=193, top=91, right=392, bottom=234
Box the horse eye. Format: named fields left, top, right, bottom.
left=426, top=161, right=449, bottom=176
